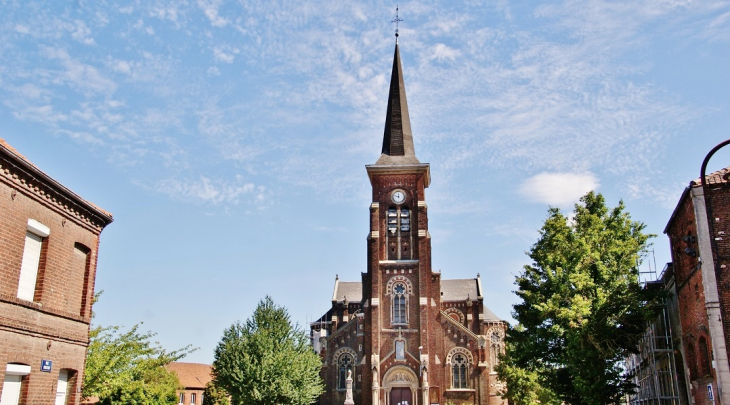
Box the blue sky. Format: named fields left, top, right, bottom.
left=2, top=0, right=730, bottom=364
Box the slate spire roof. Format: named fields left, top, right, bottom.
left=376, top=43, right=420, bottom=165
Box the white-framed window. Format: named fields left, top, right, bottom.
left=17, top=219, right=50, bottom=302
left=191, top=392, right=196, bottom=404
left=179, top=392, right=184, bottom=404
left=1, top=363, right=31, bottom=405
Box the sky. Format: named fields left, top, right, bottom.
left=2, top=0, right=730, bottom=364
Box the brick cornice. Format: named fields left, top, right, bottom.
left=0, top=293, right=91, bottom=324
left=0, top=152, right=112, bottom=233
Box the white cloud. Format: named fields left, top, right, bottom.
left=197, top=0, right=228, bottom=27
left=213, top=46, right=235, bottom=63
left=14, top=24, right=29, bottom=34
left=519, top=172, right=599, bottom=207
left=155, top=175, right=263, bottom=204
left=70, top=20, right=95, bottom=45
left=11, top=104, right=68, bottom=124
left=430, top=43, right=459, bottom=61
left=43, top=47, right=117, bottom=94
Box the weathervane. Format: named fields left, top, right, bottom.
left=392, top=5, right=403, bottom=41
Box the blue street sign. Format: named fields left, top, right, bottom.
left=41, top=359, right=52, bottom=372
left=708, top=383, right=714, bottom=401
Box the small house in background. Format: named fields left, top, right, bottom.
left=166, top=362, right=212, bottom=405
left=0, top=138, right=113, bottom=405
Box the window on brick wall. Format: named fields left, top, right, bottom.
left=452, top=353, right=469, bottom=389
left=17, top=219, right=50, bottom=302
left=75, top=243, right=92, bottom=317
left=179, top=392, right=184, bottom=404
left=191, top=392, right=197, bottom=405
left=338, top=354, right=353, bottom=390
left=392, top=283, right=407, bottom=325
left=1, top=363, right=31, bottom=405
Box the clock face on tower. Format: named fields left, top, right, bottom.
left=391, top=189, right=406, bottom=204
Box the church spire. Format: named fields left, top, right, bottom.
left=376, top=42, right=420, bottom=165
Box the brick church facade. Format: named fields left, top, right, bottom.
left=663, top=165, right=730, bottom=405
left=311, top=43, right=507, bottom=405
left=0, top=139, right=113, bottom=405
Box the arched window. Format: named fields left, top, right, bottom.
left=488, top=328, right=505, bottom=373
left=446, top=348, right=473, bottom=389
left=452, top=354, right=468, bottom=389
left=395, top=339, right=405, bottom=360
left=338, top=353, right=353, bottom=390
left=699, top=336, right=711, bottom=377
left=393, top=283, right=407, bottom=324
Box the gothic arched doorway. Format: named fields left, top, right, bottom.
left=382, top=365, right=418, bottom=405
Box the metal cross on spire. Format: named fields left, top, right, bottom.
left=392, top=5, right=403, bottom=41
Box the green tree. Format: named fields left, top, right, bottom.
left=202, top=381, right=230, bottom=405
left=495, top=334, right=561, bottom=405
left=499, top=192, right=655, bottom=405
left=212, top=296, right=324, bottom=405
left=83, top=323, right=195, bottom=405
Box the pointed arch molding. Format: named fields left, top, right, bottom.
left=486, top=326, right=505, bottom=342
left=385, top=275, right=413, bottom=296
left=443, top=307, right=465, bottom=324
left=382, top=364, right=419, bottom=386
left=445, top=347, right=474, bottom=365
left=333, top=347, right=358, bottom=364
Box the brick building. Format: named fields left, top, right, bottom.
left=0, top=139, right=113, bottom=405
left=165, top=362, right=212, bottom=405
left=311, top=43, right=507, bottom=405
left=664, top=165, right=730, bottom=404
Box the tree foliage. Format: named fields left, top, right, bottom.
left=212, top=296, right=324, bottom=405
left=498, top=192, right=655, bottom=405
left=202, top=381, right=231, bottom=405
left=83, top=323, right=194, bottom=405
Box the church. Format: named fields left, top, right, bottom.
left=310, top=40, right=508, bottom=405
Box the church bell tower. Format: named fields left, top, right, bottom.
left=361, top=41, right=439, bottom=405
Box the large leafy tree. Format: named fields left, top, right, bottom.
left=498, top=192, right=655, bottom=405
left=83, top=323, right=194, bottom=404
left=212, top=296, right=323, bottom=405
left=202, top=381, right=231, bottom=405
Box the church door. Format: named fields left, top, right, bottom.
left=390, top=387, right=412, bottom=405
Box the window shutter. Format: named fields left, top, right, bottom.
left=17, top=232, right=43, bottom=301
left=54, top=371, right=69, bottom=405
left=0, top=375, right=23, bottom=405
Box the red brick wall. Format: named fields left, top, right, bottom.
left=666, top=191, right=717, bottom=405
left=0, top=150, right=109, bottom=405
left=705, top=183, right=730, bottom=363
